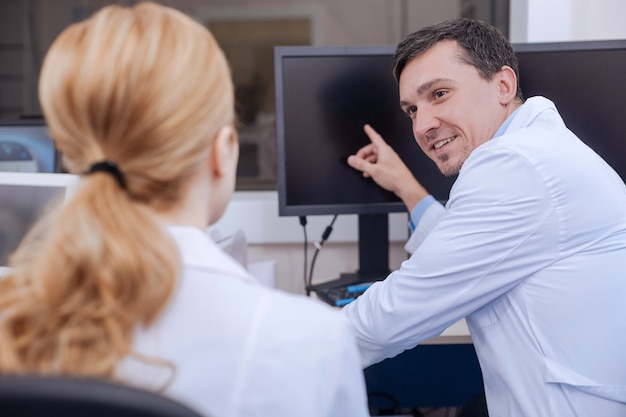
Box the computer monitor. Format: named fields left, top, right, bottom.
left=0, top=119, right=58, bottom=173
left=274, top=40, right=626, bottom=286
left=274, top=45, right=456, bottom=285
left=0, top=172, right=79, bottom=276
left=513, top=39, right=626, bottom=181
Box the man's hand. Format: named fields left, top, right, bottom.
left=347, top=124, right=429, bottom=211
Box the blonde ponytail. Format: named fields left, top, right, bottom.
left=0, top=2, right=234, bottom=377
left=0, top=173, right=177, bottom=376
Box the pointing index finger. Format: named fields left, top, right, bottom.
left=363, top=124, right=387, bottom=147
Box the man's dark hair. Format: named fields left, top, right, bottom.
left=392, top=18, right=524, bottom=101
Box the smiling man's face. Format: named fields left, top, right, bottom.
left=399, top=40, right=512, bottom=176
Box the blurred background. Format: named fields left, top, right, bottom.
left=0, top=0, right=509, bottom=189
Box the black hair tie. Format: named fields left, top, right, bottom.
left=86, top=160, right=127, bottom=189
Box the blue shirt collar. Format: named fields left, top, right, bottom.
left=493, top=106, right=521, bottom=139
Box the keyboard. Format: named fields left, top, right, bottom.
left=314, top=282, right=376, bottom=307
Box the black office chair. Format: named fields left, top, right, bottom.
left=0, top=374, right=205, bottom=417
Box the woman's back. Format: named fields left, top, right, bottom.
left=0, top=3, right=369, bottom=416
left=119, top=226, right=368, bottom=417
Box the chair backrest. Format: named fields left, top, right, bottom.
left=0, top=374, right=205, bottom=417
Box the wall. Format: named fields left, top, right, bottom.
left=510, top=0, right=626, bottom=43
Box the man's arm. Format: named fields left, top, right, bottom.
left=342, top=145, right=558, bottom=367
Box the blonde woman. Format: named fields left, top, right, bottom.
left=0, top=3, right=369, bottom=417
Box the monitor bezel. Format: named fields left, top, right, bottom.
left=512, top=38, right=626, bottom=53
left=0, top=172, right=80, bottom=199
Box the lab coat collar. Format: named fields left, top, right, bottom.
left=164, top=224, right=257, bottom=285
left=502, top=96, right=558, bottom=136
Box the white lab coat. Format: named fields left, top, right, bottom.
left=342, top=97, right=626, bottom=416
left=117, top=225, right=370, bottom=417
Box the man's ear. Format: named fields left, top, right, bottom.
left=496, top=65, right=518, bottom=104
left=210, top=125, right=236, bottom=178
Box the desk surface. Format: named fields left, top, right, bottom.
left=423, top=318, right=471, bottom=345
left=311, top=288, right=472, bottom=344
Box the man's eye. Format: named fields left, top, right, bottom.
left=434, top=90, right=447, bottom=99
left=405, top=106, right=417, bottom=117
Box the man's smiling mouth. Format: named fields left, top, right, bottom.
left=433, top=136, right=456, bottom=149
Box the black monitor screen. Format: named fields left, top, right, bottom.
left=275, top=45, right=456, bottom=218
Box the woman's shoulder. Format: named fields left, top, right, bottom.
left=174, top=262, right=349, bottom=338
left=256, top=287, right=353, bottom=347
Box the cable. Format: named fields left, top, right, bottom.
left=298, top=216, right=309, bottom=295
left=307, top=214, right=338, bottom=292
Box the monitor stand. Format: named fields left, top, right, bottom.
left=310, top=213, right=391, bottom=298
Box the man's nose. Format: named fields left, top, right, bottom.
left=412, top=106, right=440, bottom=140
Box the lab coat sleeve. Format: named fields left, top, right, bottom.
left=404, top=200, right=446, bottom=254
left=342, top=142, right=560, bottom=367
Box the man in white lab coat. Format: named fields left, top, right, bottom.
left=342, top=18, right=626, bottom=416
